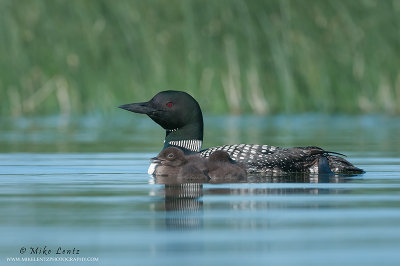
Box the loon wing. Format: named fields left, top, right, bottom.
left=200, top=144, right=364, bottom=174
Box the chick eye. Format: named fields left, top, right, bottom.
left=167, top=153, right=174, bottom=159
left=166, top=102, right=174, bottom=108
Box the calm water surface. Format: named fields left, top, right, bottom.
left=1, top=115, right=400, bottom=266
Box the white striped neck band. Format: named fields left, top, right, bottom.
left=168, top=140, right=203, bottom=152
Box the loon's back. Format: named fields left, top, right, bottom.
left=200, top=144, right=364, bottom=174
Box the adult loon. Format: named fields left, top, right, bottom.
left=119, top=90, right=364, bottom=175
left=154, top=147, right=247, bottom=180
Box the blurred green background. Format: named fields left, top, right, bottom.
left=1, top=0, right=400, bottom=117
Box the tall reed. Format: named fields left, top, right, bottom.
left=1, top=0, right=400, bottom=116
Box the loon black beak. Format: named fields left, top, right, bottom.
left=150, top=157, right=161, bottom=163
left=118, top=101, right=155, bottom=114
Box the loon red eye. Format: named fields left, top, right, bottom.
left=166, top=102, right=173, bottom=108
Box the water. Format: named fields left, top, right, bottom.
left=1, top=114, right=400, bottom=266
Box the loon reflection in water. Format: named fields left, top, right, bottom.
left=155, top=174, right=353, bottom=230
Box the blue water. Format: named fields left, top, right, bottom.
left=1, top=115, right=400, bottom=265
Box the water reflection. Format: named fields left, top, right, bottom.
left=154, top=173, right=355, bottom=230
left=163, top=183, right=204, bottom=230
left=155, top=173, right=356, bottom=185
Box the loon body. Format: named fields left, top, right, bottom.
left=119, top=90, right=364, bottom=175
left=206, top=150, right=247, bottom=179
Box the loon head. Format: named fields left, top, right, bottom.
left=119, top=90, right=204, bottom=151
left=209, top=150, right=235, bottom=164
left=154, top=147, right=187, bottom=167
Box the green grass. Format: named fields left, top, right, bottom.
left=1, top=0, right=400, bottom=116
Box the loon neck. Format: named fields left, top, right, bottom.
left=163, top=122, right=203, bottom=152
left=165, top=139, right=203, bottom=152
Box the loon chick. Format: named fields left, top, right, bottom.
left=153, top=147, right=209, bottom=181
left=154, top=147, right=248, bottom=181
left=207, top=150, right=247, bottom=179
left=119, top=90, right=364, bottom=174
